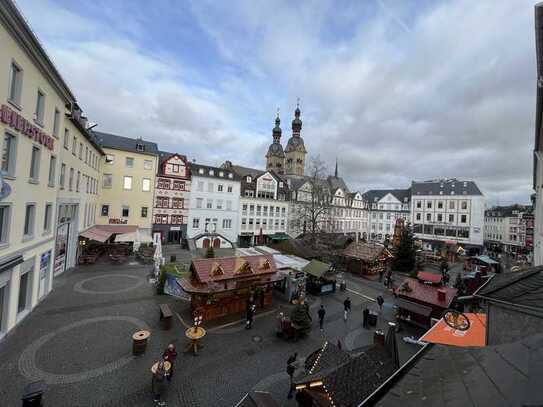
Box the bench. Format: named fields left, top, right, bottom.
left=159, top=304, right=173, bottom=330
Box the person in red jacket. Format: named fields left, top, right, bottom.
left=162, top=344, right=177, bottom=381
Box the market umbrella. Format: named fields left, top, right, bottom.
left=385, top=322, right=400, bottom=370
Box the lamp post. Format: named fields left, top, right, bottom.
left=193, top=308, right=204, bottom=334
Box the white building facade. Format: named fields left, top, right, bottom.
left=484, top=205, right=533, bottom=254
left=363, top=190, right=410, bottom=242
left=411, top=179, right=485, bottom=253
left=187, top=163, right=240, bottom=248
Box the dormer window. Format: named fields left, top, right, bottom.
left=209, top=169, right=214, bottom=176
left=136, top=143, right=145, bottom=152
left=198, top=168, right=204, bottom=174
left=228, top=173, right=233, bottom=179
left=279, top=182, right=284, bottom=188
left=219, top=171, right=224, bottom=177
left=246, top=176, right=252, bottom=183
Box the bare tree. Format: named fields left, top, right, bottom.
left=290, top=156, right=331, bottom=246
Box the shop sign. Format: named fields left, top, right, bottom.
left=109, top=218, right=128, bottom=224
left=170, top=226, right=180, bottom=231
left=0, top=104, right=54, bottom=150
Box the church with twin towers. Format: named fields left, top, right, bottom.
left=265, top=104, right=307, bottom=178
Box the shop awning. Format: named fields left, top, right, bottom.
left=417, top=271, right=442, bottom=284
left=303, top=259, right=331, bottom=278
left=395, top=298, right=433, bottom=317
left=420, top=313, right=486, bottom=347
left=80, top=227, right=113, bottom=242
left=115, top=230, right=153, bottom=243
left=269, top=233, right=290, bottom=241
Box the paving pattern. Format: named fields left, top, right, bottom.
left=0, top=260, right=426, bottom=406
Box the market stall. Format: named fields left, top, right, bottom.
left=342, top=241, right=392, bottom=278
left=464, top=255, right=501, bottom=274
left=178, top=255, right=283, bottom=321
left=303, top=260, right=336, bottom=295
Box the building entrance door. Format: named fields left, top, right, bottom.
left=38, top=250, right=52, bottom=300
left=167, top=230, right=181, bottom=244
left=203, top=238, right=210, bottom=249
left=213, top=238, right=221, bottom=249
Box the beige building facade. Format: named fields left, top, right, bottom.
left=0, top=1, right=104, bottom=340
left=94, top=131, right=158, bottom=236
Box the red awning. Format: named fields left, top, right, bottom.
left=417, top=271, right=442, bottom=284
left=80, top=227, right=113, bottom=242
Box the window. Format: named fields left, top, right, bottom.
left=461, top=214, right=467, bottom=223
left=227, top=185, right=233, bottom=193
left=101, top=205, right=109, bottom=216
left=136, top=143, right=145, bottom=152
left=0, top=206, right=11, bottom=244
left=103, top=174, right=112, bottom=188
left=208, top=183, right=214, bottom=192
left=105, top=154, right=114, bottom=164
left=197, top=181, right=204, bottom=191
left=173, top=181, right=184, bottom=190
left=141, top=207, right=148, bottom=218
left=157, top=197, right=169, bottom=208
left=18, top=269, right=30, bottom=313
left=76, top=171, right=80, bottom=192
left=43, top=204, right=52, bottom=233
left=79, top=143, right=83, bottom=160
left=68, top=168, right=74, bottom=191
left=122, top=206, right=129, bottom=217
left=416, top=201, right=422, bottom=209
left=192, top=218, right=200, bottom=228
left=437, top=214, right=443, bottom=222
left=47, top=156, right=56, bottom=186
left=226, top=200, right=232, bottom=211
left=437, top=201, right=443, bottom=209
left=196, top=198, right=203, bottom=208
left=171, top=215, right=183, bottom=224
left=29, top=146, right=40, bottom=181
left=2, top=133, right=16, bottom=176
left=222, top=219, right=232, bottom=229
left=24, top=204, right=35, bottom=237
left=218, top=184, right=223, bottom=192
left=427, top=201, right=432, bottom=209
left=228, top=173, right=233, bottom=179
left=426, top=213, right=431, bottom=221
left=171, top=164, right=180, bottom=173
left=59, top=163, right=66, bottom=188
left=172, top=198, right=183, bottom=209
left=416, top=213, right=421, bottom=221
left=461, top=201, right=468, bottom=210
left=449, top=214, right=454, bottom=222
left=157, top=178, right=170, bottom=189
left=449, top=201, right=455, bottom=210
left=209, top=169, right=214, bottom=176
left=206, top=199, right=213, bottom=209
left=64, top=129, right=69, bottom=149
left=142, top=178, right=151, bottom=192
left=246, top=176, right=252, bottom=183
left=154, top=214, right=168, bottom=224
left=72, top=136, right=77, bottom=155
left=216, top=200, right=223, bottom=210
left=126, top=157, right=134, bottom=167
left=123, top=176, right=132, bottom=190
left=144, top=159, right=153, bottom=170
left=8, top=61, right=23, bottom=106
left=52, top=109, right=60, bottom=138
left=198, top=168, right=204, bottom=174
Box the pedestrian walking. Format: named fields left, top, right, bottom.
left=362, top=307, right=370, bottom=329
left=317, top=305, right=326, bottom=330
left=246, top=302, right=256, bottom=329
left=379, top=268, right=384, bottom=283
left=343, top=297, right=351, bottom=321
left=151, top=359, right=167, bottom=406
left=376, top=295, right=384, bottom=312
left=162, top=344, right=177, bottom=381
left=287, top=353, right=298, bottom=399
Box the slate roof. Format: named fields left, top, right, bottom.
left=411, top=178, right=483, bottom=196
left=225, top=164, right=289, bottom=197
left=327, top=175, right=349, bottom=193
left=395, top=278, right=457, bottom=309
left=484, top=204, right=532, bottom=218
left=296, top=342, right=397, bottom=407
left=158, top=150, right=187, bottom=168
left=475, top=266, right=543, bottom=311
left=188, top=162, right=240, bottom=181
left=362, top=189, right=411, bottom=205
left=375, top=334, right=543, bottom=407
left=94, top=131, right=159, bottom=155
left=302, top=259, right=332, bottom=278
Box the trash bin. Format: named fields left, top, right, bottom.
left=373, top=330, right=385, bottom=346
left=22, top=380, right=46, bottom=407
left=132, top=330, right=150, bottom=355
left=170, top=255, right=176, bottom=263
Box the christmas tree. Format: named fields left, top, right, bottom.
left=205, top=246, right=215, bottom=258
left=392, top=224, right=416, bottom=273
left=290, top=302, right=312, bottom=335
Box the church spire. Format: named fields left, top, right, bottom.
left=292, top=99, right=302, bottom=135
left=272, top=108, right=282, bottom=142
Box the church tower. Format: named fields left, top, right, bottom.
left=265, top=111, right=285, bottom=174
left=284, top=102, right=307, bottom=177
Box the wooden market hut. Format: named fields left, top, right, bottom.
left=342, top=242, right=392, bottom=278
left=303, top=260, right=336, bottom=295
left=178, top=255, right=283, bottom=321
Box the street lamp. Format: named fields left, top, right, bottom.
left=193, top=309, right=203, bottom=334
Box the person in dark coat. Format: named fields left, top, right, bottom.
left=362, top=307, right=370, bottom=329
left=379, top=268, right=384, bottom=282
left=162, top=344, right=177, bottom=381
left=376, top=295, right=384, bottom=311
left=287, top=353, right=298, bottom=399
left=317, top=305, right=326, bottom=330
left=246, top=297, right=256, bottom=329
left=151, top=359, right=167, bottom=406
left=343, top=297, right=351, bottom=321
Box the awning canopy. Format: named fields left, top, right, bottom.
left=269, top=233, right=289, bottom=241
left=303, top=259, right=331, bottom=279
left=417, top=271, right=442, bottom=284
left=420, top=313, right=486, bottom=347
left=115, top=230, right=153, bottom=243
left=396, top=298, right=433, bottom=317
left=80, top=227, right=113, bottom=242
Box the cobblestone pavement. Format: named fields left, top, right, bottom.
left=0, top=263, right=424, bottom=407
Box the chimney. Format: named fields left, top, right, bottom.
left=437, top=288, right=446, bottom=302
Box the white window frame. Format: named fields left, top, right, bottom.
left=142, top=178, right=151, bottom=192
left=29, top=146, right=41, bottom=182
left=8, top=60, right=23, bottom=107
left=1, top=132, right=17, bottom=177
left=23, top=203, right=36, bottom=239
left=123, top=176, right=133, bottom=191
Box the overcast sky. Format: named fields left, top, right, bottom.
left=17, top=0, right=537, bottom=205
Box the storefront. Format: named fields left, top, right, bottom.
left=303, top=260, right=336, bottom=295
left=54, top=203, right=79, bottom=275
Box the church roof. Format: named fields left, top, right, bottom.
left=265, top=142, right=285, bottom=158
left=285, top=135, right=307, bottom=153
left=327, top=175, right=349, bottom=193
